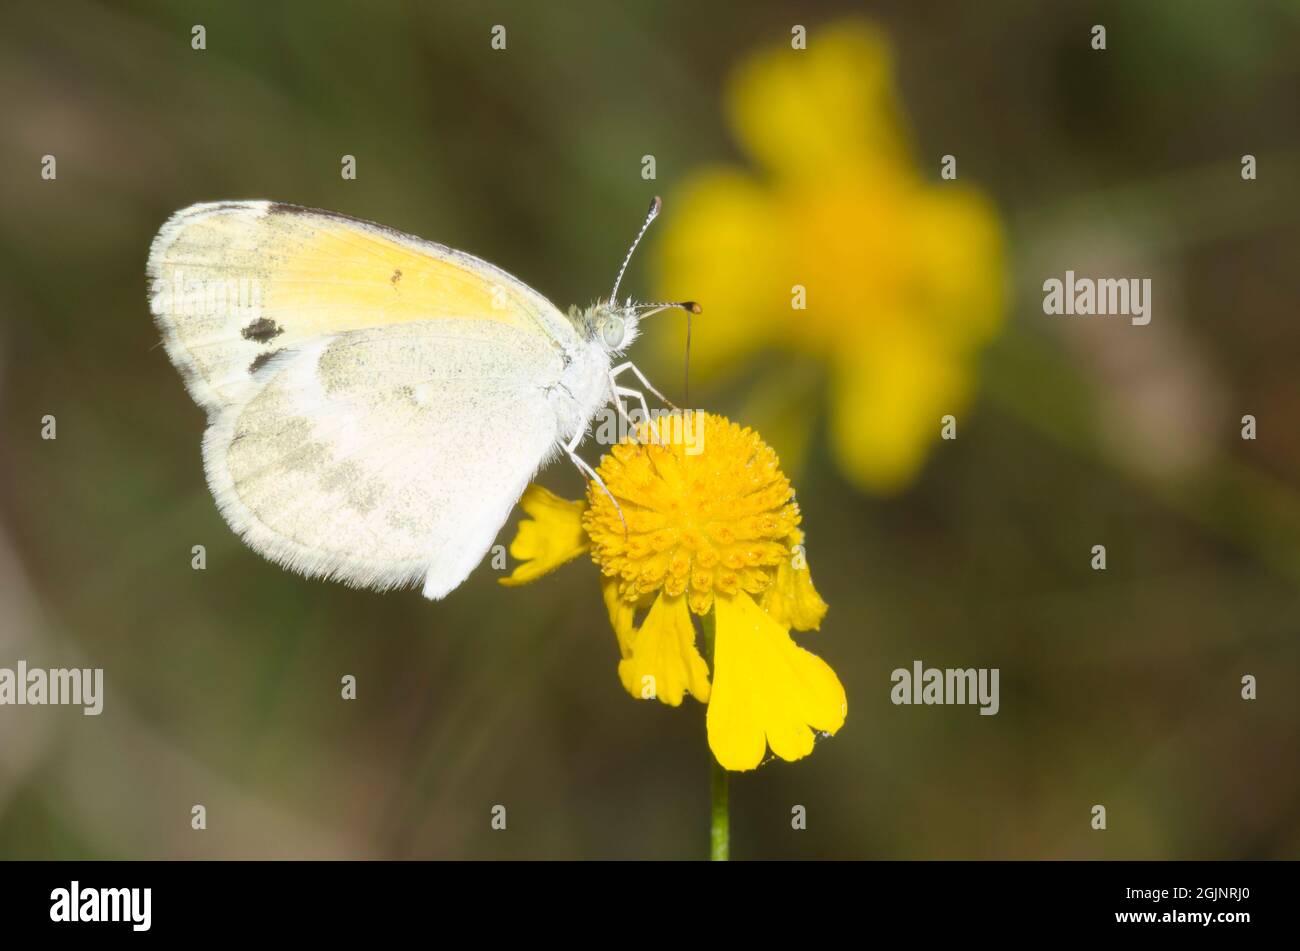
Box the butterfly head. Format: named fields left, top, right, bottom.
left=590, top=300, right=637, bottom=353
left=583, top=196, right=701, bottom=355
left=580, top=298, right=700, bottom=355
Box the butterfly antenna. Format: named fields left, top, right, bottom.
left=633, top=300, right=701, bottom=319
left=610, top=196, right=662, bottom=305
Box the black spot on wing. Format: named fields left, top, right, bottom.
left=242, top=318, right=283, bottom=343
left=249, top=350, right=281, bottom=373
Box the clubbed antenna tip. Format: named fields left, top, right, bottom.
left=610, top=197, right=664, bottom=305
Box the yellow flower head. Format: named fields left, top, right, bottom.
left=654, top=20, right=1006, bottom=494
left=583, top=414, right=800, bottom=616
left=501, top=412, right=843, bottom=772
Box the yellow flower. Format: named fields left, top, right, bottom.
left=497, top=486, right=588, bottom=588
left=654, top=20, right=1006, bottom=494
left=501, top=412, right=844, bottom=771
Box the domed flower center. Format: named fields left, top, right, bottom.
left=583, top=413, right=800, bottom=615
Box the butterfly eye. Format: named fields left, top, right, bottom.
left=601, top=316, right=626, bottom=349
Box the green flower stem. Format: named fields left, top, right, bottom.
left=702, top=611, right=729, bottom=861
left=710, top=751, right=730, bottom=861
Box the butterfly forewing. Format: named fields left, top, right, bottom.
left=148, top=201, right=578, bottom=413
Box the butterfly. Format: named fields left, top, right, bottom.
left=147, top=198, right=696, bottom=599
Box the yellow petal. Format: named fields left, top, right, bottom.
left=498, top=485, right=589, bottom=586
left=727, top=21, right=908, bottom=181
left=618, top=594, right=711, bottom=706
left=908, top=187, right=1007, bottom=344
left=761, top=537, right=828, bottom=632
left=707, top=591, right=846, bottom=771
left=602, top=576, right=637, bottom=659
left=828, top=324, right=971, bottom=494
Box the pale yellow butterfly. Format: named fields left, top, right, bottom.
left=147, top=199, right=696, bottom=598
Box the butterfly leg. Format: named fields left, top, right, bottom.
left=610, top=361, right=678, bottom=411
left=563, top=429, right=628, bottom=533
left=612, top=382, right=654, bottom=429
left=609, top=380, right=664, bottom=447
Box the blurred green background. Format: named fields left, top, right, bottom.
left=2, top=0, right=1298, bottom=859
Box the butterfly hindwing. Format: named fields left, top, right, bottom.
left=204, top=320, right=565, bottom=597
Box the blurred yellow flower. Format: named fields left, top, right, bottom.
left=655, top=21, right=1006, bottom=493
left=501, top=412, right=844, bottom=772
